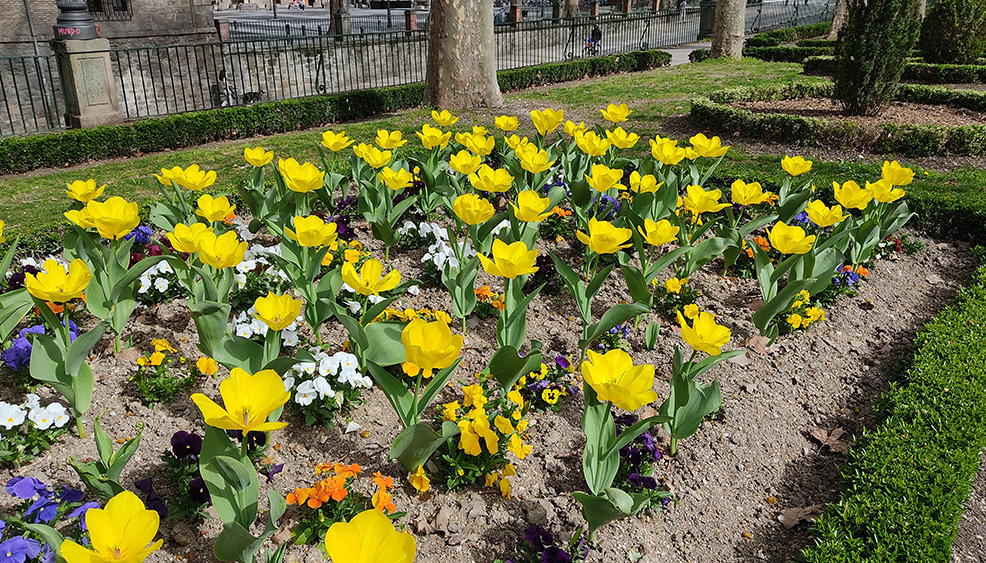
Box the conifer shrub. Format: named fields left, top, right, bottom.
left=918, top=0, right=986, bottom=65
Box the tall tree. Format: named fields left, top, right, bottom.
left=709, top=0, right=745, bottom=58
left=827, top=0, right=849, bottom=39
left=564, top=0, right=579, bottom=17
left=424, top=0, right=504, bottom=109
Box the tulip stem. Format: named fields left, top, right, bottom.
left=76, top=413, right=86, bottom=439
left=669, top=437, right=678, bottom=457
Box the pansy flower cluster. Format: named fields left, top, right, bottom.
left=0, top=394, right=72, bottom=465
left=2, top=322, right=78, bottom=373
left=653, top=274, right=700, bottom=317
left=283, top=348, right=370, bottom=426
left=613, top=414, right=671, bottom=506
left=227, top=240, right=291, bottom=311
left=145, top=430, right=211, bottom=523
left=135, top=259, right=186, bottom=306
left=498, top=524, right=588, bottom=563
left=513, top=356, right=578, bottom=412
left=0, top=476, right=92, bottom=563
left=475, top=284, right=506, bottom=318
left=131, top=339, right=212, bottom=406
left=782, top=290, right=826, bottom=333
left=229, top=303, right=302, bottom=347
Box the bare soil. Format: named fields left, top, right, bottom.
left=730, top=98, right=986, bottom=128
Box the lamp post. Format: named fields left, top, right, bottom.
left=53, top=0, right=100, bottom=40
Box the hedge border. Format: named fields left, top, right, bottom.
left=689, top=82, right=986, bottom=156
left=742, top=46, right=833, bottom=63
left=804, top=55, right=986, bottom=84
left=742, top=22, right=832, bottom=47
left=0, top=49, right=671, bottom=176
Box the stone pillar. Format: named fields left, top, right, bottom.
left=334, top=0, right=351, bottom=35
left=405, top=9, right=417, bottom=30
left=651, top=0, right=660, bottom=10
left=215, top=20, right=231, bottom=41
left=51, top=38, right=123, bottom=128
left=590, top=1, right=600, bottom=16
left=509, top=0, right=522, bottom=22
left=619, top=0, right=631, bottom=12
left=552, top=1, right=561, bottom=21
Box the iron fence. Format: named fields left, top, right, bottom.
left=0, top=54, right=65, bottom=138
left=747, top=0, right=834, bottom=34
left=228, top=14, right=417, bottom=40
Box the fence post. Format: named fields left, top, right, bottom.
left=651, top=0, right=660, bottom=10
left=405, top=9, right=417, bottom=30
left=215, top=20, right=231, bottom=41
left=698, top=0, right=716, bottom=40
left=619, top=0, right=632, bottom=13
left=590, top=1, right=600, bottom=16
left=509, top=0, right=523, bottom=22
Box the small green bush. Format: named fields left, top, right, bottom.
left=689, top=49, right=712, bottom=63
left=744, top=22, right=832, bottom=47
left=796, top=39, right=836, bottom=48
left=918, top=0, right=986, bottom=65
left=742, top=46, right=833, bottom=63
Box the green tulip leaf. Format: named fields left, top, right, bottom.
left=364, top=322, right=407, bottom=367
left=579, top=303, right=650, bottom=353
left=645, top=322, right=660, bottom=350
left=390, top=421, right=460, bottom=472
left=573, top=488, right=649, bottom=538
left=366, top=361, right=415, bottom=428
left=488, top=342, right=543, bottom=392
left=0, top=289, right=32, bottom=344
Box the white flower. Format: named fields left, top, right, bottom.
left=235, top=324, right=253, bottom=338
left=336, top=352, right=359, bottom=373
left=249, top=319, right=269, bottom=338
left=282, top=329, right=299, bottom=347
left=344, top=300, right=361, bottom=315
left=297, top=362, right=317, bottom=376
left=407, top=284, right=420, bottom=296
left=398, top=221, right=417, bottom=235
left=235, top=273, right=247, bottom=289
left=158, top=261, right=174, bottom=275
left=345, top=421, right=362, bottom=434
left=312, top=376, right=336, bottom=399
left=361, top=376, right=373, bottom=388
left=319, top=354, right=341, bottom=376
left=138, top=276, right=152, bottom=294
left=283, top=376, right=296, bottom=392
left=154, top=277, right=169, bottom=293
left=28, top=406, right=55, bottom=430
left=491, top=219, right=510, bottom=236
left=295, top=380, right=316, bottom=406
left=341, top=283, right=356, bottom=294
left=0, top=402, right=25, bottom=429
left=23, top=394, right=41, bottom=410
left=368, top=294, right=384, bottom=305
left=46, top=403, right=69, bottom=428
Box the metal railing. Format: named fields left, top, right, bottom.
left=87, top=0, right=134, bottom=21
left=0, top=55, right=65, bottom=137
left=228, top=14, right=419, bottom=40
left=747, top=0, right=834, bottom=34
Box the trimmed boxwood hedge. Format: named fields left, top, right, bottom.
left=0, top=49, right=671, bottom=176
left=743, top=22, right=832, bottom=47
left=805, top=56, right=986, bottom=84
left=690, top=82, right=986, bottom=156
left=742, top=46, right=833, bottom=62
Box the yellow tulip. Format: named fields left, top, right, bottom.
left=805, top=200, right=849, bottom=228
left=677, top=310, right=731, bottom=356
left=278, top=158, right=325, bottom=193
left=781, top=155, right=812, bottom=176
left=431, top=109, right=459, bottom=126
left=585, top=163, right=625, bottom=192
left=449, top=150, right=482, bottom=176
left=324, top=509, right=415, bottom=563
left=416, top=123, right=452, bottom=150
left=320, top=130, right=354, bottom=152
left=196, top=230, right=248, bottom=269
left=575, top=131, right=611, bottom=157
left=59, top=491, right=163, bottom=563
left=649, top=137, right=688, bottom=166
left=767, top=221, right=816, bottom=254
left=606, top=127, right=639, bottom=149
left=354, top=144, right=392, bottom=169
left=530, top=108, right=564, bottom=136
left=682, top=185, right=730, bottom=215
left=453, top=193, right=495, bottom=225
left=689, top=133, right=729, bottom=158
left=377, top=167, right=414, bottom=191
left=867, top=178, right=905, bottom=203
left=478, top=239, right=539, bottom=279
left=167, top=222, right=211, bottom=253
left=564, top=120, right=588, bottom=137
left=881, top=160, right=914, bottom=186
left=153, top=167, right=175, bottom=186
left=462, top=133, right=494, bottom=156
left=400, top=318, right=463, bottom=378
left=65, top=179, right=105, bottom=203
left=495, top=115, right=519, bottom=132
left=577, top=217, right=633, bottom=255
left=581, top=349, right=657, bottom=412
left=600, top=102, right=631, bottom=123
left=511, top=190, right=552, bottom=222
left=469, top=165, right=514, bottom=193
left=730, top=179, right=772, bottom=206
left=253, top=291, right=303, bottom=331
left=0, top=220, right=4, bottom=244
left=375, top=129, right=407, bottom=149
left=243, top=146, right=274, bottom=167
left=169, top=164, right=217, bottom=192
left=516, top=145, right=556, bottom=174
left=196, top=194, right=235, bottom=223
left=504, top=134, right=530, bottom=152
left=191, top=367, right=289, bottom=433
left=629, top=171, right=662, bottom=194
left=285, top=215, right=339, bottom=248
left=86, top=196, right=140, bottom=240
left=637, top=218, right=679, bottom=246
left=25, top=258, right=92, bottom=303
left=833, top=180, right=873, bottom=210
left=64, top=208, right=93, bottom=230
left=342, top=258, right=401, bottom=296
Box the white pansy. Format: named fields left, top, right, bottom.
left=138, top=276, right=152, bottom=294
left=367, top=294, right=384, bottom=305
left=0, top=402, right=25, bottom=429
left=407, top=284, right=420, bottom=296
left=294, top=380, right=316, bottom=406
left=28, top=406, right=55, bottom=430
left=23, top=394, right=41, bottom=410
left=235, top=324, right=253, bottom=338
left=154, top=277, right=169, bottom=293
left=235, top=273, right=247, bottom=288
left=282, top=376, right=295, bottom=392
left=46, top=403, right=70, bottom=428
left=312, top=376, right=335, bottom=399
left=319, top=354, right=341, bottom=376
left=282, top=329, right=299, bottom=347
left=344, top=300, right=361, bottom=314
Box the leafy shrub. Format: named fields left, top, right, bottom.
left=689, top=49, right=712, bottom=63
left=742, top=46, right=833, bottom=63
left=918, top=0, right=986, bottom=64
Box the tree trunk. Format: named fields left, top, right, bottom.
left=827, top=0, right=849, bottom=39
left=917, top=0, right=925, bottom=18
left=564, top=0, right=579, bottom=17
left=709, top=0, right=745, bottom=59
left=425, top=0, right=504, bottom=109
left=660, top=0, right=676, bottom=10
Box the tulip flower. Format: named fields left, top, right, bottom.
left=504, top=134, right=530, bottom=152
left=682, top=185, right=730, bottom=216
left=321, top=130, right=355, bottom=152
left=530, top=108, right=564, bottom=136
left=400, top=318, right=463, bottom=378
left=285, top=215, right=338, bottom=248
left=462, top=133, right=494, bottom=156
left=495, top=115, right=519, bottom=132
left=25, top=258, right=92, bottom=303
left=324, top=509, right=415, bottom=563
left=516, top=145, right=555, bottom=174
left=169, top=164, right=217, bottom=192
left=0, top=220, right=4, bottom=244
left=342, top=259, right=401, bottom=296
left=767, top=221, right=815, bottom=254
left=196, top=230, right=248, bottom=269
left=377, top=167, right=414, bottom=191
left=64, top=207, right=93, bottom=229
left=354, top=144, right=392, bottom=169
left=781, top=155, right=812, bottom=176
left=833, top=180, right=873, bottom=210
left=191, top=367, right=289, bottom=433
left=59, top=491, right=163, bottom=563
left=85, top=196, right=141, bottom=240
left=881, top=160, right=914, bottom=186
left=585, top=163, right=625, bottom=192
left=278, top=158, right=325, bottom=193
left=479, top=239, right=538, bottom=279
left=575, top=131, right=611, bottom=157
left=600, top=102, right=631, bottom=123
left=511, top=190, right=552, bottom=223
left=677, top=310, right=731, bottom=356
left=606, top=127, right=639, bottom=149
left=576, top=217, right=633, bottom=255
left=449, top=150, right=482, bottom=176
left=196, top=194, right=236, bottom=223
left=167, top=222, right=210, bottom=253
left=581, top=349, right=658, bottom=412
left=629, top=171, right=662, bottom=194
left=453, top=193, right=495, bottom=225
left=469, top=165, right=514, bottom=193
left=638, top=218, right=679, bottom=246
left=243, top=146, right=274, bottom=167
left=649, top=137, right=688, bottom=166
left=431, top=109, right=458, bottom=126
left=153, top=167, right=175, bottom=186
left=564, top=120, right=588, bottom=137
left=65, top=179, right=105, bottom=203
left=375, top=129, right=407, bottom=149
left=868, top=178, right=905, bottom=203
left=689, top=133, right=729, bottom=158
left=416, top=123, right=451, bottom=150
left=253, top=292, right=302, bottom=331
left=730, top=180, right=772, bottom=206
left=805, top=200, right=849, bottom=228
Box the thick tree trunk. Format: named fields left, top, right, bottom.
left=917, top=0, right=926, bottom=18
left=425, top=0, right=504, bottom=109
left=564, top=0, right=579, bottom=17
left=710, top=0, right=745, bottom=59
left=827, top=0, right=849, bottom=39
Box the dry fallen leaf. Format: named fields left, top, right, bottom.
left=778, top=505, right=823, bottom=529
left=728, top=351, right=753, bottom=366
left=435, top=505, right=455, bottom=533
left=810, top=427, right=852, bottom=454
left=744, top=335, right=772, bottom=355
left=414, top=513, right=437, bottom=535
